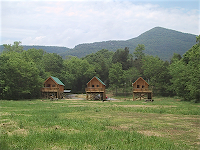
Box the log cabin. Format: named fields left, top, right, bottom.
left=132, top=77, right=152, bottom=100
left=85, top=76, right=106, bottom=100
left=41, top=76, right=64, bottom=99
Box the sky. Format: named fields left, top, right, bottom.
left=0, top=0, right=199, bottom=48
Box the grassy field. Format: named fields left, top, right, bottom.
left=0, top=95, right=200, bottom=149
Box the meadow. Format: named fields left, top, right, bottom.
left=0, top=95, right=199, bottom=150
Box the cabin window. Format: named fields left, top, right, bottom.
left=97, top=85, right=99, bottom=87
left=137, top=85, right=140, bottom=88
left=52, top=84, right=55, bottom=87
left=92, top=85, right=94, bottom=87
left=47, top=84, right=51, bottom=87
left=142, top=85, right=145, bottom=88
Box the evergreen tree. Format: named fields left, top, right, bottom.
left=112, top=47, right=133, bottom=70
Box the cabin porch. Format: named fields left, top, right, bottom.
left=41, top=87, right=63, bottom=99
left=85, top=87, right=106, bottom=100
left=133, top=91, right=152, bottom=101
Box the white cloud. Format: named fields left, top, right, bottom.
left=1, top=1, right=199, bottom=48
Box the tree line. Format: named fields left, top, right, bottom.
left=0, top=36, right=200, bottom=102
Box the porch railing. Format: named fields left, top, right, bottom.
left=133, top=88, right=152, bottom=92
left=85, top=87, right=105, bottom=92
left=41, top=87, right=59, bottom=92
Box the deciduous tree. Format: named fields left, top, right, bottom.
left=109, top=63, right=124, bottom=94
left=170, top=37, right=200, bottom=102
left=64, top=57, right=96, bottom=92
left=142, top=55, right=172, bottom=96
left=0, top=52, right=42, bottom=99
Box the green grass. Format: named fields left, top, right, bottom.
left=0, top=96, right=199, bottom=149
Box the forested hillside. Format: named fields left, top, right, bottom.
left=0, top=27, right=196, bottom=60
left=22, top=45, right=71, bottom=55
left=63, top=27, right=196, bottom=60
left=1, top=36, right=200, bottom=102
left=0, top=45, right=71, bottom=56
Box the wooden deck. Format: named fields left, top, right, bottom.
left=133, top=88, right=152, bottom=100
left=85, top=87, right=105, bottom=93
left=85, top=87, right=106, bottom=100
left=41, top=87, right=64, bottom=99
left=133, top=88, right=152, bottom=93
left=41, top=87, right=59, bottom=92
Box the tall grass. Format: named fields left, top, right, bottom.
left=0, top=97, right=199, bottom=149
left=1, top=126, right=188, bottom=150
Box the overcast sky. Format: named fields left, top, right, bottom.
left=1, top=0, right=199, bottom=48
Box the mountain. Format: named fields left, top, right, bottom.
left=0, top=45, right=70, bottom=56
left=22, top=46, right=71, bottom=55
left=61, top=27, right=197, bottom=60
left=0, top=27, right=197, bottom=60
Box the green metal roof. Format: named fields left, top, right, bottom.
left=51, top=76, right=65, bottom=86
left=87, top=76, right=106, bottom=86
left=95, top=76, right=106, bottom=86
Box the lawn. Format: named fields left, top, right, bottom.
left=0, top=96, right=199, bottom=149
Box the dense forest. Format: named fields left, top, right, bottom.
left=0, top=36, right=200, bottom=102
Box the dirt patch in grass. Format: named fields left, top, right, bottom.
left=68, top=105, right=85, bottom=107
left=63, top=128, right=80, bottom=133
left=117, top=105, right=156, bottom=108
left=11, top=128, right=29, bottom=136
left=51, top=125, right=80, bottom=133
left=76, top=94, right=86, bottom=98
left=137, top=130, right=162, bottom=137
left=1, top=120, right=21, bottom=135
left=66, top=99, right=84, bottom=101
left=68, top=102, right=86, bottom=105
left=0, top=119, right=10, bottom=123
left=52, top=101, right=65, bottom=103
left=86, top=101, right=103, bottom=103
left=51, top=145, right=63, bottom=150
left=117, top=105, right=177, bottom=108
left=1, top=121, right=18, bottom=128
left=0, top=112, right=11, bottom=116
left=107, top=125, right=129, bottom=131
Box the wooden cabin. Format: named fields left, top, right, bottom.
left=132, top=77, right=152, bottom=100
left=85, top=76, right=106, bottom=100
left=41, top=76, right=65, bottom=99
